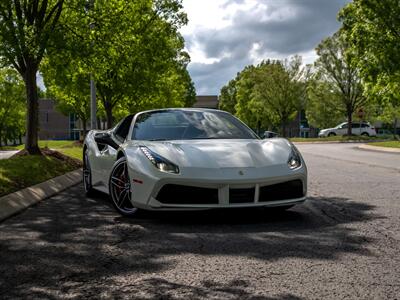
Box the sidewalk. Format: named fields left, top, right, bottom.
left=0, top=150, right=19, bottom=160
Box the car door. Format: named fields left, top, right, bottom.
left=102, top=115, right=134, bottom=186
left=351, top=123, right=361, bottom=135
left=92, top=115, right=134, bottom=188
left=336, top=123, right=348, bottom=135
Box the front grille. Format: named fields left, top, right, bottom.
left=156, top=184, right=219, bottom=205
left=259, top=180, right=304, bottom=202
left=229, top=188, right=255, bottom=204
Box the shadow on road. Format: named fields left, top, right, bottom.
left=0, top=184, right=380, bottom=299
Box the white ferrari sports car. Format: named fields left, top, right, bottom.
left=83, top=108, right=307, bottom=216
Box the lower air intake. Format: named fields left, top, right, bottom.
left=259, top=179, right=304, bottom=202
left=156, top=184, right=219, bottom=205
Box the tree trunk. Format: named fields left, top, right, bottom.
left=346, top=109, right=352, bottom=136
left=281, top=121, right=287, bottom=138
left=394, top=117, right=398, bottom=140
left=105, top=104, right=113, bottom=129
left=19, top=134, right=22, bottom=145
left=23, top=64, right=41, bottom=154
left=256, top=120, right=261, bottom=136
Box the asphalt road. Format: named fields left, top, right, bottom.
left=0, top=143, right=399, bottom=299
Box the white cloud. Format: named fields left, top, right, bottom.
left=180, top=0, right=350, bottom=95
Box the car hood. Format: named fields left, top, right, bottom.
left=126, top=138, right=293, bottom=169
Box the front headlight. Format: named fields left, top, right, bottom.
left=140, top=146, right=179, bottom=174
left=287, top=146, right=302, bottom=170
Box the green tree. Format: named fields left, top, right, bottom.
left=0, top=68, right=25, bottom=146
left=235, top=65, right=273, bottom=134
left=219, top=77, right=239, bottom=114
left=235, top=57, right=308, bottom=137
left=41, top=56, right=91, bottom=136
left=55, top=0, right=191, bottom=129
left=315, top=32, right=365, bottom=136
left=306, top=78, right=344, bottom=129
left=0, top=0, right=64, bottom=154
left=340, top=0, right=400, bottom=138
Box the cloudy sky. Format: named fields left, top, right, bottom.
left=180, top=0, right=349, bottom=95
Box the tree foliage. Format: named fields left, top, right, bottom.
left=41, top=54, right=91, bottom=136
left=0, top=0, right=64, bottom=154
left=339, top=0, right=400, bottom=137
left=233, top=57, right=309, bottom=136
left=50, top=0, right=194, bottom=129
left=219, top=77, right=239, bottom=115
left=306, top=77, right=343, bottom=129
left=315, top=31, right=365, bottom=136
left=0, top=68, right=26, bottom=146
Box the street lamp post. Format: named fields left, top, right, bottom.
left=90, top=73, right=96, bottom=130
left=88, top=0, right=96, bottom=130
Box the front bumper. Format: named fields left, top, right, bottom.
left=129, top=165, right=307, bottom=210
left=318, top=131, right=328, bottom=137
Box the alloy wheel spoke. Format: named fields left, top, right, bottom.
left=111, top=176, right=126, bottom=189
left=111, top=161, right=135, bottom=213
left=117, top=188, right=130, bottom=207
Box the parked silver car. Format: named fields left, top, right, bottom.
left=318, top=122, right=377, bottom=137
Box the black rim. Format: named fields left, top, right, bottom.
left=110, top=160, right=136, bottom=214
left=83, top=152, right=91, bottom=192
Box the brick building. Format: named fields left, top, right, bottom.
left=38, top=99, right=79, bottom=140
left=193, top=95, right=219, bottom=109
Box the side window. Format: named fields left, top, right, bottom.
left=352, top=123, right=360, bottom=129
left=114, top=115, right=134, bottom=142
left=361, top=123, right=369, bottom=128
left=341, top=124, right=348, bottom=129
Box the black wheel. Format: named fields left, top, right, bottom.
left=109, top=156, right=137, bottom=216
left=361, top=132, right=369, bottom=136
left=83, top=149, right=95, bottom=196
left=328, top=132, right=336, bottom=137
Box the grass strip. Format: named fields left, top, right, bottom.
left=0, top=153, right=81, bottom=197
left=367, top=141, right=400, bottom=148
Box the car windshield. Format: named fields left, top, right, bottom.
left=132, top=110, right=258, bottom=141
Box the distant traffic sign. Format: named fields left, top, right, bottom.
left=357, top=108, right=365, bottom=119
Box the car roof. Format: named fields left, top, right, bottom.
left=338, top=121, right=370, bottom=125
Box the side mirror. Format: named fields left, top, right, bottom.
left=263, top=131, right=278, bottom=139
left=94, top=132, right=119, bottom=149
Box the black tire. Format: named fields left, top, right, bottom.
left=328, top=132, right=336, bottom=137
left=109, top=156, right=138, bottom=216
left=83, top=149, right=95, bottom=196
left=361, top=132, right=369, bottom=137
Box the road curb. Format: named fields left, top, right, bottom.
left=0, top=169, right=83, bottom=222
left=293, top=139, right=387, bottom=144
left=358, top=144, right=400, bottom=153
